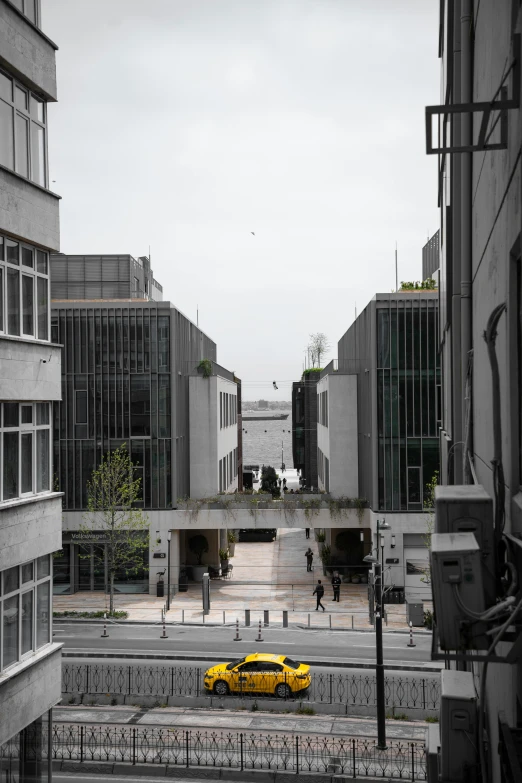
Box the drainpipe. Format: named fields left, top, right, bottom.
left=460, top=0, right=473, bottom=483
left=452, top=0, right=463, bottom=484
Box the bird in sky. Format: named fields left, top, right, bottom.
left=273, top=381, right=278, bottom=390
left=251, top=232, right=255, bottom=235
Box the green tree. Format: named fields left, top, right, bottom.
left=81, top=444, right=149, bottom=613
left=421, top=470, right=439, bottom=585
left=260, top=466, right=280, bottom=497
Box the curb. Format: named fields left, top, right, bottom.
left=52, top=618, right=432, bottom=635
left=61, top=651, right=442, bottom=672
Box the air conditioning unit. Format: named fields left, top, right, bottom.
left=435, top=485, right=495, bottom=606
left=431, top=533, right=488, bottom=650
left=425, top=722, right=440, bottom=783
left=440, top=670, right=478, bottom=782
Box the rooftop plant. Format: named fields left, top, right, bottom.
left=399, top=278, right=437, bottom=291
left=197, top=359, right=212, bottom=377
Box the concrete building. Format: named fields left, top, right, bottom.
left=291, top=371, right=320, bottom=488
left=50, top=254, right=239, bottom=595
left=318, top=287, right=440, bottom=600
left=0, top=0, right=62, bottom=778
left=425, top=2, right=522, bottom=780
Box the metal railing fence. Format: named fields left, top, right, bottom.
left=47, top=724, right=426, bottom=780
left=62, top=663, right=440, bottom=711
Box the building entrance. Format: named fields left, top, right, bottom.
left=53, top=536, right=149, bottom=594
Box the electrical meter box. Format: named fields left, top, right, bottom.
left=431, top=533, right=488, bottom=650
left=440, top=670, right=478, bottom=782
left=435, top=484, right=495, bottom=606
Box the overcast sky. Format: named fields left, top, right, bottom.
left=44, top=0, right=440, bottom=401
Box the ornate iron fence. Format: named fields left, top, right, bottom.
left=62, top=663, right=440, bottom=710
left=48, top=724, right=427, bottom=780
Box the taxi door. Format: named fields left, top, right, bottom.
left=230, top=661, right=258, bottom=693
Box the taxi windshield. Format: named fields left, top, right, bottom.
left=283, top=657, right=301, bottom=670
left=226, top=657, right=246, bottom=671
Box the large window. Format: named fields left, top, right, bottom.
left=0, top=68, right=46, bottom=185
left=0, top=555, right=51, bottom=673
left=0, top=402, right=51, bottom=501
left=0, top=235, right=49, bottom=339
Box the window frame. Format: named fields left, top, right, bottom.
left=0, top=65, right=46, bottom=185
left=0, top=402, right=52, bottom=502
left=0, top=236, right=50, bottom=339
left=0, top=555, right=52, bottom=674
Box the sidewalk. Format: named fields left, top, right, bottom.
left=54, top=527, right=420, bottom=631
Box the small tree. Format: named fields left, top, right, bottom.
left=189, top=534, right=209, bottom=565
left=308, top=332, right=331, bottom=368
left=420, top=470, right=439, bottom=585
left=260, top=466, right=280, bottom=497
left=81, top=444, right=149, bottom=614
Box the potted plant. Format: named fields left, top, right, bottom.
left=351, top=574, right=360, bottom=584
left=188, top=534, right=209, bottom=582
left=359, top=572, right=368, bottom=584
left=315, top=530, right=326, bottom=543
left=219, top=548, right=229, bottom=569
left=319, top=544, right=331, bottom=576
left=227, top=530, right=237, bottom=557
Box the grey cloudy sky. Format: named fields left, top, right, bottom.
left=44, top=0, right=439, bottom=401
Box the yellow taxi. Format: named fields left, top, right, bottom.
left=204, top=653, right=311, bottom=698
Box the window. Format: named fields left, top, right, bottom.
left=0, top=402, right=52, bottom=501
left=0, top=556, right=52, bottom=673
left=0, top=235, right=49, bottom=339
left=0, top=68, right=46, bottom=184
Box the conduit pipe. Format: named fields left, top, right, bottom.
left=461, top=0, right=473, bottom=483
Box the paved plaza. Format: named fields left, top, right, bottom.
left=54, top=525, right=418, bottom=630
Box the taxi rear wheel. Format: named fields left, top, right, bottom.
left=275, top=682, right=291, bottom=699
left=213, top=680, right=229, bottom=696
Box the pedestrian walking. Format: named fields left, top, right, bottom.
left=305, top=528, right=310, bottom=539
left=313, top=580, right=326, bottom=611
left=332, top=571, right=341, bottom=602
left=305, top=547, right=314, bottom=572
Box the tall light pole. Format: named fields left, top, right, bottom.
left=167, top=530, right=172, bottom=611
left=364, top=518, right=391, bottom=751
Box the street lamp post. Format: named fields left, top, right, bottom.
left=167, top=531, right=172, bottom=611
left=364, top=518, right=390, bottom=751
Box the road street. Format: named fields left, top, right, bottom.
left=54, top=623, right=436, bottom=669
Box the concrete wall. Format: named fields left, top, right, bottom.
left=0, top=494, right=62, bottom=572
left=317, top=374, right=358, bottom=496
left=369, top=510, right=431, bottom=597
left=0, top=339, right=61, bottom=400
left=0, top=0, right=58, bottom=100
left=0, top=644, right=61, bottom=747
left=0, top=168, right=60, bottom=251
left=189, top=374, right=238, bottom=498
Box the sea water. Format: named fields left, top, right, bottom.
left=241, top=411, right=294, bottom=469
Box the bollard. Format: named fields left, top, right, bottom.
left=233, top=618, right=241, bottom=641
left=245, top=609, right=251, bottom=627
left=101, top=612, right=109, bottom=638
left=223, top=611, right=226, bottom=625
left=307, top=613, right=310, bottom=628
left=264, top=610, right=269, bottom=628
left=182, top=609, right=185, bottom=624
left=160, top=617, right=168, bottom=639
left=407, top=620, right=416, bottom=647
left=329, top=614, right=332, bottom=630
left=282, top=610, right=288, bottom=628
left=351, top=615, right=354, bottom=630
left=256, top=619, right=264, bottom=642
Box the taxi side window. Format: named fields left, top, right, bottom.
left=259, top=663, right=283, bottom=672
left=238, top=662, right=258, bottom=672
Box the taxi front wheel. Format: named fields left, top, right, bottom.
left=213, top=680, right=229, bottom=696
left=275, top=683, right=291, bottom=698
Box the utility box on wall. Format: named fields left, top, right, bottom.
left=431, top=533, right=487, bottom=650
left=435, top=485, right=495, bottom=606
left=440, top=670, right=478, bottom=782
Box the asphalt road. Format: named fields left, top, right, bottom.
left=54, top=623, right=436, bottom=669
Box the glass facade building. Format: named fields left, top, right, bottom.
left=376, top=298, right=440, bottom=510
left=51, top=305, right=172, bottom=510
left=338, top=292, right=440, bottom=512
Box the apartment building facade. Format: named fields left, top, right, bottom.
left=50, top=255, right=239, bottom=595
left=291, top=372, right=320, bottom=488
left=0, top=0, right=62, bottom=779
left=425, top=2, right=522, bottom=780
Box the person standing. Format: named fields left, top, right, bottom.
left=305, top=548, right=313, bottom=572
left=305, top=528, right=310, bottom=539
left=313, top=580, right=326, bottom=611
left=332, top=572, right=341, bottom=602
